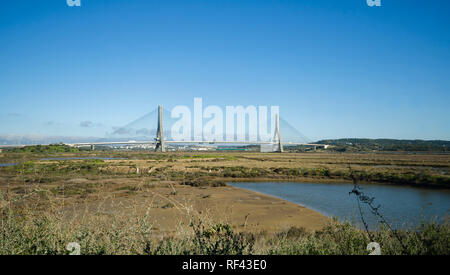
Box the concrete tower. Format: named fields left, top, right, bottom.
left=155, top=105, right=166, bottom=152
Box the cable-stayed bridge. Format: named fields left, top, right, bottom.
left=0, top=105, right=329, bottom=152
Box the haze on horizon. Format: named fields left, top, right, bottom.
left=0, top=0, right=449, bottom=142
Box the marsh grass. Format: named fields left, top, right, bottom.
left=0, top=204, right=448, bottom=255
left=0, top=151, right=449, bottom=255
left=2, top=151, right=449, bottom=188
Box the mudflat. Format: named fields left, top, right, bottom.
left=59, top=182, right=330, bottom=235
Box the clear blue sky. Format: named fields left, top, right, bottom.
left=0, top=0, right=449, bottom=141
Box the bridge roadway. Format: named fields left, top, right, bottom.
left=0, top=141, right=329, bottom=148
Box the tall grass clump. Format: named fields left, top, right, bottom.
left=1, top=206, right=448, bottom=255
left=0, top=206, right=155, bottom=255
left=264, top=220, right=449, bottom=255
left=0, top=206, right=255, bottom=255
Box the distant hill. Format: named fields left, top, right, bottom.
left=316, top=138, right=450, bottom=152
left=7, top=144, right=79, bottom=153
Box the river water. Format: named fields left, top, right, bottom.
left=39, top=157, right=127, bottom=161
left=0, top=163, right=17, bottom=167
left=0, top=157, right=127, bottom=167
left=229, top=182, right=450, bottom=230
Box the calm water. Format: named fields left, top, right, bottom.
left=0, top=157, right=126, bottom=167
left=229, top=182, right=450, bottom=229
left=0, top=163, right=17, bottom=167
left=40, top=157, right=127, bottom=161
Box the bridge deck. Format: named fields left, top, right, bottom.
left=0, top=141, right=326, bottom=148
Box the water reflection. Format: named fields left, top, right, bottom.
left=230, top=182, right=450, bottom=230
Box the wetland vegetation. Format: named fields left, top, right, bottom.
left=0, top=146, right=448, bottom=255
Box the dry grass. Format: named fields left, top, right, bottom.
left=0, top=151, right=449, bottom=255
left=1, top=202, right=448, bottom=255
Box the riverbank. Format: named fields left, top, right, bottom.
left=230, top=181, right=450, bottom=230
left=1, top=188, right=448, bottom=254
left=56, top=182, right=330, bottom=234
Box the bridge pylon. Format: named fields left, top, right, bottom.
left=273, top=113, right=283, bottom=152
left=154, top=105, right=166, bottom=152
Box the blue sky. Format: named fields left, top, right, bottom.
left=0, top=0, right=449, bottom=141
